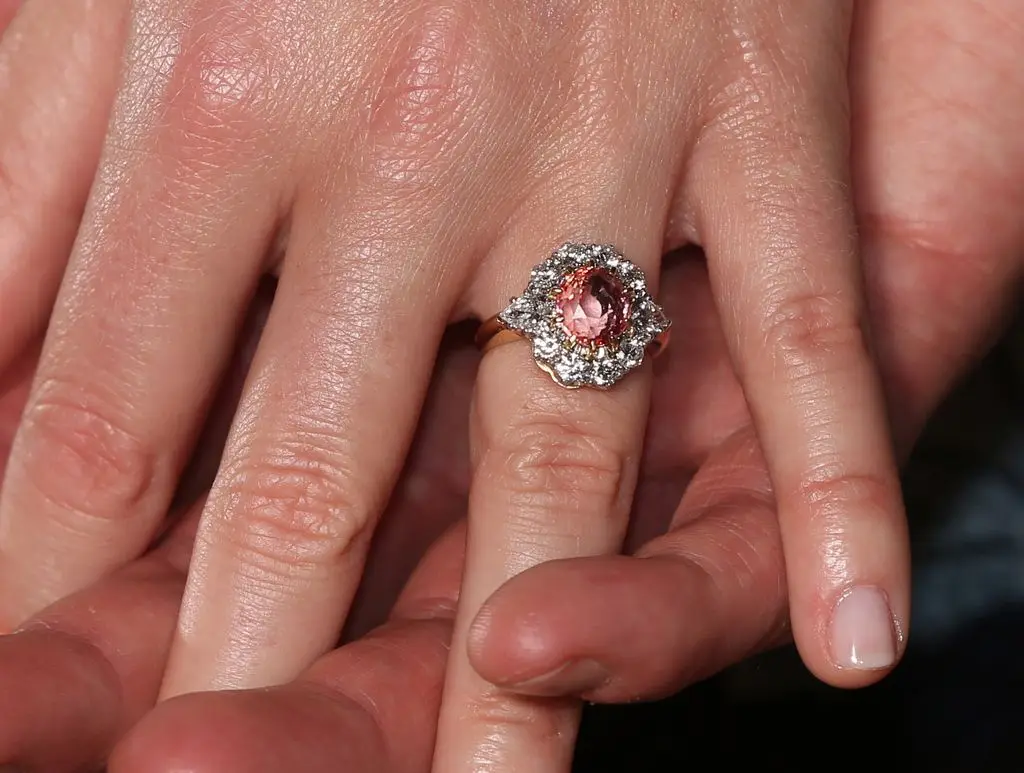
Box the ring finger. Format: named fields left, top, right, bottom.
left=432, top=140, right=682, bottom=771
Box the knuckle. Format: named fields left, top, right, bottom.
left=148, top=0, right=287, bottom=143
left=542, top=1, right=655, bottom=155
left=797, top=469, right=895, bottom=528
left=762, top=291, right=868, bottom=375
left=215, top=444, right=371, bottom=573
left=18, top=380, right=155, bottom=524
left=463, top=690, right=566, bottom=753
left=703, top=7, right=848, bottom=143
left=700, top=39, right=848, bottom=202
left=366, top=2, right=486, bottom=185
left=488, top=406, right=627, bottom=518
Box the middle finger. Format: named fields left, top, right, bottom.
left=159, top=1, right=535, bottom=695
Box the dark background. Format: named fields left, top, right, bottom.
left=575, top=317, right=1024, bottom=772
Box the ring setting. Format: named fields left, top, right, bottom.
left=478, top=242, right=671, bottom=389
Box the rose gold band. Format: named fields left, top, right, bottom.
left=475, top=314, right=671, bottom=358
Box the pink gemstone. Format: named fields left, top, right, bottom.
left=556, top=267, right=629, bottom=346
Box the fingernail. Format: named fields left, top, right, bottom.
left=506, top=659, right=609, bottom=696
left=830, top=586, right=897, bottom=670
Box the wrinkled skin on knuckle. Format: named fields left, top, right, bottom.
left=760, top=291, right=869, bottom=379
left=728, top=163, right=864, bottom=378
left=115, top=0, right=299, bottom=168
left=292, top=0, right=512, bottom=196
left=522, top=0, right=698, bottom=176
left=496, top=430, right=624, bottom=516
left=364, top=3, right=487, bottom=183
left=795, top=469, right=897, bottom=586
left=462, top=688, right=572, bottom=770
left=698, top=0, right=851, bottom=170
left=798, top=469, right=893, bottom=527
left=213, top=441, right=372, bottom=576
left=483, top=391, right=630, bottom=525
left=14, top=379, right=157, bottom=527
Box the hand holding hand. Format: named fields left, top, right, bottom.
left=1, top=0, right=1022, bottom=771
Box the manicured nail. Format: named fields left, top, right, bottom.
left=830, top=586, right=897, bottom=670
left=507, top=659, right=609, bottom=696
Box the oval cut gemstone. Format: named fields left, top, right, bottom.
left=555, top=267, right=630, bottom=346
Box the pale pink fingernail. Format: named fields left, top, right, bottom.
left=830, top=586, right=898, bottom=670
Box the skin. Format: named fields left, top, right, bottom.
left=0, top=244, right=1020, bottom=773
left=0, top=0, right=898, bottom=681
left=0, top=0, right=1023, bottom=770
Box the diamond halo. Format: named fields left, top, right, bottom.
left=496, top=242, right=671, bottom=389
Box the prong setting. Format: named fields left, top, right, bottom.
left=497, top=243, right=670, bottom=389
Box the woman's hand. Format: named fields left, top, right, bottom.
left=0, top=0, right=901, bottom=682
left=0, top=0, right=919, bottom=769
left=1, top=4, right=1021, bottom=768
left=146, top=3, right=1024, bottom=769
